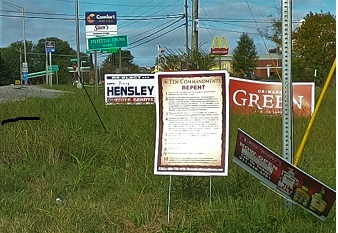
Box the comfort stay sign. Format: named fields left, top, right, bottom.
left=104, top=74, right=156, bottom=105
left=229, top=77, right=315, bottom=117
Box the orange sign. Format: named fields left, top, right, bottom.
left=229, top=77, right=315, bottom=117
left=211, top=36, right=229, bottom=55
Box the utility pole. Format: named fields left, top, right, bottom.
left=192, top=0, right=198, bottom=52
left=75, top=0, right=82, bottom=88
left=185, top=0, right=189, bottom=55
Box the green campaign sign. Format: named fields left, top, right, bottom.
left=88, top=35, right=128, bottom=50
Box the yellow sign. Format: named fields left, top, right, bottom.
left=211, top=36, right=229, bottom=55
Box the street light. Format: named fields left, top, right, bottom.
left=3, top=1, right=27, bottom=85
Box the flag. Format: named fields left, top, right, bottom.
left=158, top=44, right=165, bottom=53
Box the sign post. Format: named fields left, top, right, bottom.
left=45, top=41, right=55, bottom=87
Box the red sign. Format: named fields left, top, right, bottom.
left=234, top=129, right=336, bottom=221
left=229, top=77, right=315, bottom=117
left=211, top=47, right=229, bottom=55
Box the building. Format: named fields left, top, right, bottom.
left=211, top=53, right=282, bottom=79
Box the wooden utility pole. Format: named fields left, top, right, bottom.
left=192, top=0, right=198, bottom=52
left=185, top=0, right=189, bottom=55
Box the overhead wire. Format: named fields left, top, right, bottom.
left=245, top=0, right=282, bottom=80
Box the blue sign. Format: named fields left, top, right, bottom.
left=45, top=41, right=55, bottom=53
left=85, top=11, right=117, bottom=25
left=22, top=71, right=28, bottom=81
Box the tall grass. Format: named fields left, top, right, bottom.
left=0, top=85, right=335, bottom=232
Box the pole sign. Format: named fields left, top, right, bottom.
left=233, top=129, right=336, bottom=221
left=211, top=36, right=229, bottom=55
left=45, top=41, right=55, bottom=53
left=154, top=70, right=230, bottom=176
left=85, top=11, right=118, bottom=52
left=105, top=74, right=156, bottom=105
left=85, top=12, right=117, bottom=25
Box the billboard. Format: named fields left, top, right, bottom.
left=104, top=74, right=156, bottom=105
left=154, top=71, right=230, bottom=176
left=229, top=77, right=315, bottom=117
left=233, top=129, right=336, bottom=221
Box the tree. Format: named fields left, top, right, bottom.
left=158, top=46, right=215, bottom=71
left=0, top=51, right=11, bottom=85
left=0, top=40, right=34, bottom=84
left=232, top=33, right=258, bottom=78
left=33, top=37, right=86, bottom=84
left=100, top=50, right=140, bottom=75
left=292, top=12, right=336, bottom=85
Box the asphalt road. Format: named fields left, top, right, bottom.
left=0, top=85, right=66, bottom=103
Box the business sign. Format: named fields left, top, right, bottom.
left=85, top=11, right=118, bottom=52
left=45, top=41, right=55, bottom=53
left=105, top=74, right=156, bottom=105
left=229, top=77, right=315, bottom=117
left=154, top=71, right=230, bottom=176
left=211, top=36, right=229, bottom=55
left=85, top=12, right=117, bottom=25
left=88, top=35, right=128, bottom=51
left=233, top=129, right=336, bottom=221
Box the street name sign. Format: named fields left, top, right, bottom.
left=88, top=35, right=128, bottom=50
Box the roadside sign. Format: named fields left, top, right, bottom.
left=48, top=65, right=59, bottom=72
left=88, top=35, right=128, bottom=50
left=233, top=129, right=336, bottom=221
left=22, top=71, right=28, bottom=81
left=70, top=58, right=77, bottom=63
left=87, top=47, right=119, bottom=54
left=45, top=41, right=56, bottom=53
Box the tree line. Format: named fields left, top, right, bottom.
left=0, top=11, right=335, bottom=86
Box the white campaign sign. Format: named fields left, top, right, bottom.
left=104, top=74, right=156, bottom=105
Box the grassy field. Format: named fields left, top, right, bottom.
left=0, top=84, right=335, bottom=233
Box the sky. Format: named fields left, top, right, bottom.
left=0, top=0, right=336, bottom=67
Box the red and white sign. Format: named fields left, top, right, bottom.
left=229, top=77, right=315, bottom=117
left=234, top=129, right=336, bottom=221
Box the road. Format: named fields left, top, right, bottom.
left=0, top=85, right=66, bottom=103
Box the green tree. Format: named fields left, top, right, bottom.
left=33, top=37, right=86, bottom=84
left=100, top=50, right=140, bottom=74
left=0, top=40, right=34, bottom=84
left=158, top=46, right=215, bottom=71
left=232, top=33, right=258, bottom=77
left=292, top=12, right=336, bottom=85
left=0, top=51, right=11, bottom=85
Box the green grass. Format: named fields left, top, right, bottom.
left=0, top=85, right=335, bottom=232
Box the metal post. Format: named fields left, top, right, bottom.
left=94, top=50, right=98, bottom=95
left=281, top=0, right=293, bottom=208
left=119, top=48, right=122, bottom=74
left=45, top=51, right=48, bottom=85
left=75, top=0, right=82, bottom=88
left=167, top=175, right=172, bottom=223
left=49, top=52, right=52, bottom=87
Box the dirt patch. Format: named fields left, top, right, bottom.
left=0, top=85, right=68, bottom=103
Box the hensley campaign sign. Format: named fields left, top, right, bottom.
left=233, top=129, right=336, bottom=221
left=104, top=74, right=156, bottom=105
left=154, top=70, right=230, bottom=176
left=229, top=77, right=315, bottom=117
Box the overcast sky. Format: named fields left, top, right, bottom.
left=0, top=0, right=336, bottom=67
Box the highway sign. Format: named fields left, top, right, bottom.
left=88, top=35, right=128, bottom=50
